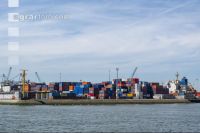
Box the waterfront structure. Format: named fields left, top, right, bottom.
left=0, top=68, right=199, bottom=100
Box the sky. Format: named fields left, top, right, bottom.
left=0, top=0, right=200, bottom=88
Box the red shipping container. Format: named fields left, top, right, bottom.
left=153, top=85, right=169, bottom=94
left=196, top=92, right=200, bottom=97
left=151, top=82, right=159, bottom=87
left=134, top=78, right=139, bottom=84
left=89, top=87, right=94, bottom=96
left=117, top=81, right=126, bottom=87
left=128, top=78, right=139, bottom=84
left=89, top=93, right=94, bottom=97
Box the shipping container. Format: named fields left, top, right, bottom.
left=196, top=92, right=200, bottom=97
left=69, top=85, right=74, bottom=91
left=142, top=86, right=147, bottom=95
left=151, top=82, right=159, bottom=87
left=88, top=87, right=94, bottom=97
left=99, top=90, right=106, bottom=99
left=127, top=78, right=139, bottom=84
left=105, top=84, right=112, bottom=89
left=83, top=87, right=89, bottom=95
left=152, top=85, right=169, bottom=95
left=82, top=82, right=91, bottom=85
left=52, top=91, right=60, bottom=97
left=59, top=82, right=71, bottom=91
left=117, top=81, right=126, bottom=87
left=93, top=84, right=104, bottom=89
left=74, top=85, right=84, bottom=96
left=127, top=93, right=133, bottom=97
left=113, top=79, right=122, bottom=84
left=102, top=81, right=112, bottom=86
left=41, top=84, right=48, bottom=92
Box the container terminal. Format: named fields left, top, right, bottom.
left=0, top=67, right=200, bottom=105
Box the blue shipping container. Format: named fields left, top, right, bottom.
left=74, top=86, right=84, bottom=96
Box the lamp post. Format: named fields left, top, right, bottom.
left=116, top=67, right=119, bottom=79
left=109, top=69, right=111, bottom=82
left=116, top=67, right=119, bottom=99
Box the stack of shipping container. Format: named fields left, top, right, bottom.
left=19, top=77, right=177, bottom=100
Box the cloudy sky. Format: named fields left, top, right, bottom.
left=0, top=0, right=200, bottom=87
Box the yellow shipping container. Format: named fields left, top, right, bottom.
left=127, top=93, right=133, bottom=97
left=127, top=93, right=136, bottom=97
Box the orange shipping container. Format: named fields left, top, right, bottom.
left=42, top=88, right=48, bottom=92
left=105, top=84, right=112, bottom=88
left=82, top=82, right=88, bottom=85
left=69, top=85, right=74, bottom=91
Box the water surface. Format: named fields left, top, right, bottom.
left=0, top=104, right=200, bottom=132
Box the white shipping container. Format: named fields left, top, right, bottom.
left=90, top=96, right=95, bottom=100
left=135, top=84, right=141, bottom=93
left=14, top=92, right=20, bottom=100
left=135, top=92, right=143, bottom=99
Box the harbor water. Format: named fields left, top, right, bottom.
left=0, top=104, right=200, bottom=132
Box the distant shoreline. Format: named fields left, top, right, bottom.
left=0, top=99, right=197, bottom=105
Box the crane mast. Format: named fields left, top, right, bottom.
left=21, top=69, right=27, bottom=98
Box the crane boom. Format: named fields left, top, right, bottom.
left=7, top=67, right=12, bottom=81
left=35, top=72, right=41, bottom=83
left=2, top=74, right=6, bottom=81
left=11, top=74, right=20, bottom=80
left=131, top=67, right=138, bottom=78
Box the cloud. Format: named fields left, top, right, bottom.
left=0, top=0, right=200, bottom=84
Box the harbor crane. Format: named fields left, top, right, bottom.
left=1, top=67, right=13, bottom=85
